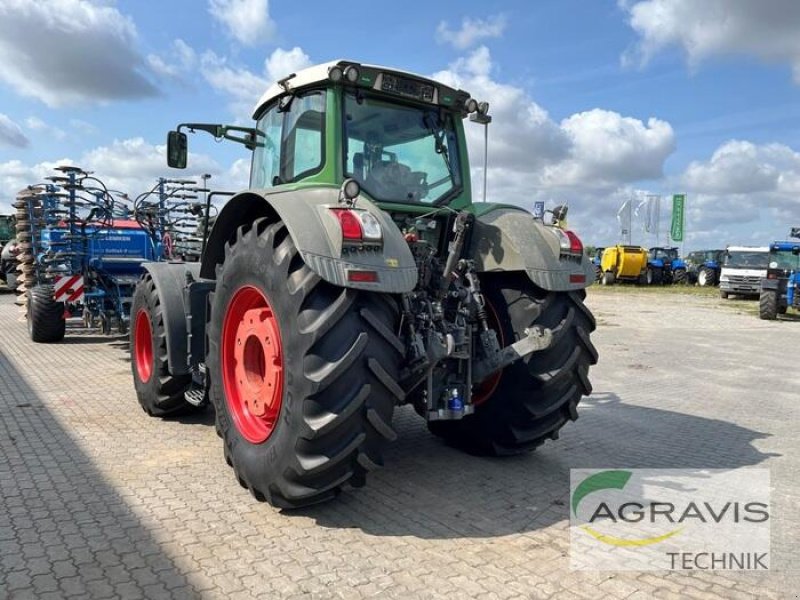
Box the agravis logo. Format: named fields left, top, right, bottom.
left=571, top=470, right=682, bottom=547
left=569, top=469, right=771, bottom=571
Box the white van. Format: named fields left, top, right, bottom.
left=719, top=246, right=769, bottom=299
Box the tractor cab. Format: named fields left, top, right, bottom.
left=168, top=61, right=482, bottom=213
left=765, top=241, right=800, bottom=279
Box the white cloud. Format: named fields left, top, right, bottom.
left=200, top=51, right=271, bottom=120
left=674, top=139, right=800, bottom=247
left=69, top=119, right=98, bottom=136
left=147, top=39, right=198, bottom=81
left=621, top=0, right=800, bottom=82
left=80, top=138, right=221, bottom=193
left=433, top=46, right=674, bottom=195
left=25, top=117, right=46, bottom=131
left=24, top=116, right=66, bottom=141
left=429, top=46, right=677, bottom=246
left=0, top=138, right=235, bottom=212
left=0, top=114, right=30, bottom=148
left=0, top=159, right=74, bottom=207
left=543, top=109, right=675, bottom=187
left=208, top=0, right=275, bottom=46
left=436, top=15, right=507, bottom=50
left=683, top=140, right=787, bottom=195
left=433, top=47, right=571, bottom=174
left=264, top=47, right=312, bottom=82
left=0, top=0, right=157, bottom=106
left=200, top=47, right=311, bottom=120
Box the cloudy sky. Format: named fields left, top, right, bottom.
left=0, top=0, right=798, bottom=249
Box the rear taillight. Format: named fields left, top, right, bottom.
left=554, top=228, right=583, bottom=256
left=565, top=230, right=583, bottom=255
left=332, top=209, right=363, bottom=240
left=330, top=208, right=383, bottom=244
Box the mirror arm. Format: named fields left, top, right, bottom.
left=177, top=123, right=263, bottom=150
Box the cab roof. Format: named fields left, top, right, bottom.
left=771, top=241, right=800, bottom=251
left=252, top=59, right=471, bottom=119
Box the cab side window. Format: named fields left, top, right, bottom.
left=250, top=90, right=326, bottom=188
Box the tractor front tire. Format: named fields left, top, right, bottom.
left=27, top=285, right=65, bottom=343
left=207, top=219, right=403, bottom=508
left=759, top=290, right=778, bottom=320
left=429, top=273, right=598, bottom=455
left=698, top=267, right=715, bottom=287
left=130, top=275, right=194, bottom=416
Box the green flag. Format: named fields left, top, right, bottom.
left=671, top=194, right=685, bottom=242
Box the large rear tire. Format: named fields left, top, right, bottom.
left=601, top=271, right=615, bottom=286
left=646, top=267, right=663, bottom=285
left=428, top=273, right=598, bottom=455
left=130, top=275, right=195, bottom=416
left=27, top=285, right=65, bottom=343
left=673, top=268, right=687, bottom=285
left=759, top=290, right=778, bottom=320
left=207, top=219, right=403, bottom=508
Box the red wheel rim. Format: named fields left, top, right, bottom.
left=221, top=286, right=284, bottom=444
left=134, top=309, right=154, bottom=383
left=473, top=299, right=504, bottom=406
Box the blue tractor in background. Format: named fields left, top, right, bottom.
left=590, top=246, right=605, bottom=282
left=759, top=236, right=800, bottom=320
left=685, top=249, right=724, bottom=287
left=645, top=246, right=687, bottom=285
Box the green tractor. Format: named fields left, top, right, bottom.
left=130, top=61, right=597, bottom=507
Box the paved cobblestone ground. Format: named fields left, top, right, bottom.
left=0, top=287, right=797, bottom=599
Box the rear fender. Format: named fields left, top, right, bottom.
left=760, top=278, right=779, bottom=291
left=468, top=206, right=594, bottom=291
left=201, top=188, right=416, bottom=293
left=141, top=262, right=200, bottom=376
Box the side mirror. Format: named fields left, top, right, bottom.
left=167, top=130, right=188, bottom=169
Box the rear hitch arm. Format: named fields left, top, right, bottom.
left=472, top=326, right=553, bottom=384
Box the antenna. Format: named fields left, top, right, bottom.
left=470, top=103, right=492, bottom=203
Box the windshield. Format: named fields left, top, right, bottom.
left=724, top=251, right=768, bottom=269
left=343, top=92, right=461, bottom=204
left=769, top=250, right=800, bottom=271
left=0, top=217, right=14, bottom=241
left=651, top=248, right=678, bottom=260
